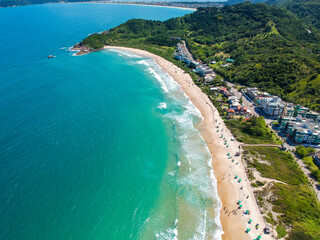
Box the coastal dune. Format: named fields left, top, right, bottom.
left=104, top=46, right=273, bottom=240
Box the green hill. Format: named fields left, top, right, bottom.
left=78, top=2, right=320, bottom=110
left=226, top=0, right=320, bottom=30
left=283, top=0, right=320, bottom=29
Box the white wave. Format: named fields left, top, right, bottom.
left=113, top=49, right=223, bottom=240
left=177, top=161, right=181, bottom=166
left=71, top=51, right=79, bottom=57
left=174, top=219, right=179, bottom=226
left=107, top=49, right=141, bottom=59
left=142, top=55, right=222, bottom=239
left=59, top=47, right=67, bottom=49
left=166, top=109, right=222, bottom=240
left=158, top=102, right=167, bottom=109
left=148, top=66, right=169, bottom=93
left=156, top=227, right=178, bottom=240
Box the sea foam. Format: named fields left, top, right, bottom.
left=143, top=57, right=222, bottom=240
left=110, top=49, right=223, bottom=240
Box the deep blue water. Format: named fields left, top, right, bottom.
left=0, top=4, right=221, bottom=239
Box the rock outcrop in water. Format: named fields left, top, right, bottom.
left=71, top=42, right=93, bottom=56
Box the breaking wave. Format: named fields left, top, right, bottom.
left=108, top=49, right=223, bottom=240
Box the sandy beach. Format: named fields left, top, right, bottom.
left=105, top=46, right=274, bottom=240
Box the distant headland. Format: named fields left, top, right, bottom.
left=0, top=0, right=225, bottom=9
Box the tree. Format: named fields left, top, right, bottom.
left=296, top=146, right=315, bottom=158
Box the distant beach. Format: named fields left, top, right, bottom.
left=89, top=2, right=197, bottom=11
left=104, top=46, right=274, bottom=240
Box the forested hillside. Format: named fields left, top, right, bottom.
left=78, top=2, right=320, bottom=110
left=283, top=0, right=320, bottom=29
left=226, top=0, right=320, bottom=29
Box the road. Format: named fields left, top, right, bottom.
left=226, top=82, right=320, bottom=201
left=226, top=82, right=260, bottom=117
left=296, top=157, right=320, bottom=201
left=178, top=43, right=320, bottom=202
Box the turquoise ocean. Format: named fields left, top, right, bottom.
left=0, top=3, right=222, bottom=239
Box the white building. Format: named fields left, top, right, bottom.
left=260, top=96, right=285, bottom=117
left=228, top=96, right=238, bottom=102
left=196, top=65, right=213, bottom=76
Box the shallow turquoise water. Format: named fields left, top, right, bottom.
left=0, top=4, right=221, bottom=239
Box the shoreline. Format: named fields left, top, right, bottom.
left=104, top=46, right=273, bottom=240
left=1, top=2, right=196, bottom=10
left=88, top=2, right=196, bottom=11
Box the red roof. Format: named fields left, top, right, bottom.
left=237, top=105, right=241, bottom=110
left=244, top=107, right=248, bottom=111
left=228, top=109, right=236, bottom=113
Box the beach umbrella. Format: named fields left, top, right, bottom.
left=239, top=204, right=242, bottom=208
left=246, top=210, right=250, bottom=214
left=227, top=145, right=229, bottom=148
left=246, top=228, right=250, bottom=233
left=249, top=219, right=252, bottom=223
left=238, top=179, right=242, bottom=182
left=237, top=200, right=241, bottom=204
left=258, top=236, right=261, bottom=239
left=227, top=153, right=230, bottom=155
left=235, top=175, right=238, bottom=179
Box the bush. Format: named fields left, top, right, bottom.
left=276, top=225, right=287, bottom=238
left=302, top=156, right=320, bottom=182
left=296, top=146, right=315, bottom=158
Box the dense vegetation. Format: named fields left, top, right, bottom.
left=244, top=146, right=320, bottom=239
left=296, top=145, right=315, bottom=158
left=224, top=116, right=280, bottom=144
left=226, top=0, right=320, bottom=30
left=295, top=145, right=320, bottom=183
left=283, top=0, right=320, bottom=29
left=79, top=2, right=320, bottom=110
left=302, top=156, right=320, bottom=183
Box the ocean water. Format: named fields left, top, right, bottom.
left=0, top=3, right=222, bottom=240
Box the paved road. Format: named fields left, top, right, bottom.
left=226, top=82, right=320, bottom=202
left=180, top=44, right=320, bottom=202
left=296, top=157, right=320, bottom=201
